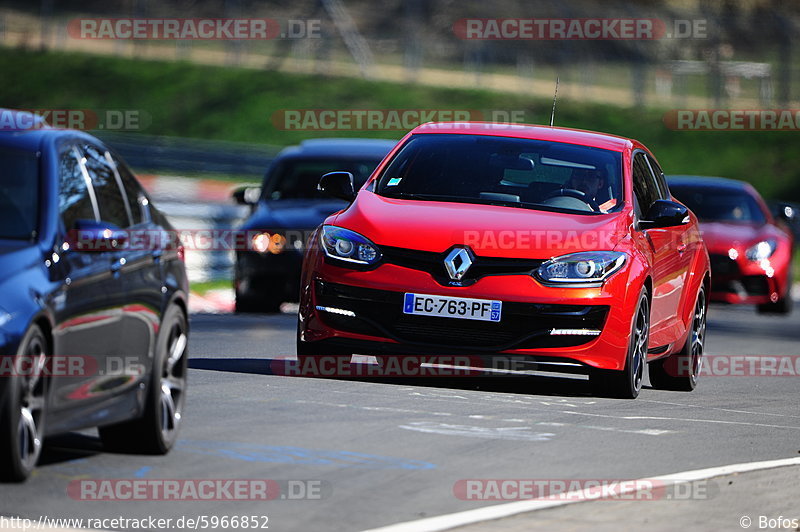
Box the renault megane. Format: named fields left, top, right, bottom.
left=297, top=122, right=710, bottom=399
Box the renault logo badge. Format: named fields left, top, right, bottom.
left=444, top=247, right=474, bottom=281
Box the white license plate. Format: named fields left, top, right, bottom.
left=403, top=293, right=502, bottom=322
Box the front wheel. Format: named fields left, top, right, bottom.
left=590, top=289, right=649, bottom=399
left=100, top=305, right=188, bottom=454
left=650, top=285, right=707, bottom=391
left=0, top=324, right=49, bottom=482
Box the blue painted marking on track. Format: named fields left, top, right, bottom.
left=177, top=440, right=436, bottom=470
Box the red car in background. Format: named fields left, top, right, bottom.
left=298, top=123, right=711, bottom=398
left=668, top=176, right=794, bottom=314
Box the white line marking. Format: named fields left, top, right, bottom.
left=640, top=399, right=800, bottom=419
left=398, top=422, right=555, bottom=442
left=561, top=410, right=800, bottom=430
left=361, top=456, right=800, bottom=532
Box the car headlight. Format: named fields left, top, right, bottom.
left=745, top=239, right=776, bottom=261
left=535, top=251, right=626, bottom=286
left=320, top=226, right=382, bottom=265
left=251, top=232, right=287, bottom=254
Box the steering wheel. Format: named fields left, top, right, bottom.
left=543, top=188, right=601, bottom=212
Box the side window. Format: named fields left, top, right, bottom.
left=111, top=154, right=146, bottom=225
left=646, top=154, right=670, bottom=200
left=82, top=144, right=130, bottom=228
left=632, top=152, right=660, bottom=217
left=58, top=145, right=97, bottom=230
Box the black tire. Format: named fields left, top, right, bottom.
left=650, top=286, right=707, bottom=391
left=99, top=305, right=188, bottom=454
left=757, top=296, right=793, bottom=315
left=0, top=324, right=48, bottom=482
left=590, top=289, right=649, bottom=399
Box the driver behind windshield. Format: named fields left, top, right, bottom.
left=566, top=167, right=617, bottom=212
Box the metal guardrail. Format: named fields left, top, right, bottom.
left=95, top=132, right=278, bottom=178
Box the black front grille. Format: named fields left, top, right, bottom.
left=381, top=246, right=544, bottom=287
left=315, top=280, right=608, bottom=350
left=709, top=253, right=740, bottom=276
left=742, top=275, right=770, bottom=296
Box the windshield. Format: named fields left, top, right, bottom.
left=263, top=158, right=383, bottom=200
left=669, top=185, right=767, bottom=224
left=0, top=146, right=39, bottom=240
left=374, top=134, right=623, bottom=214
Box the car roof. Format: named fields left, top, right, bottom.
left=277, top=138, right=397, bottom=159
left=410, top=122, right=635, bottom=152
left=667, top=175, right=752, bottom=191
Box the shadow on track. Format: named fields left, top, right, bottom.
left=188, top=357, right=652, bottom=399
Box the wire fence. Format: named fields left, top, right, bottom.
left=1, top=0, right=798, bottom=109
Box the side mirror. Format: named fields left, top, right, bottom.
left=318, top=172, right=355, bottom=201
left=232, top=186, right=262, bottom=206
left=640, top=200, right=690, bottom=229
left=68, top=220, right=128, bottom=251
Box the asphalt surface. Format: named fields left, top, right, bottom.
left=1, top=303, right=799, bottom=531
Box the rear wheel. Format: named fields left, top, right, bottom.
left=590, top=289, right=649, bottom=399
left=100, top=305, right=188, bottom=454
left=650, top=286, right=707, bottom=391
left=0, top=324, right=48, bottom=482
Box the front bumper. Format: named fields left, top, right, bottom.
left=299, top=259, right=643, bottom=371
left=708, top=252, right=789, bottom=304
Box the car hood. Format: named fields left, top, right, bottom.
left=699, top=221, right=784, bottom=252
left=333, top=192, right=631, bottom=258
left=241, top=199, right=348, bottom=231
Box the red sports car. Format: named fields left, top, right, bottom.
left=668, top=176, right=794, bottom=314
left=297, top=123, right=710, bottom=398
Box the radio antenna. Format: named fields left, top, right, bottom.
left=549, top=76, right=559, bottom=127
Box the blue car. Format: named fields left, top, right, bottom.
left=0, top=111, right=189, bottom=481
left=233, top=138, right=396, bottom=312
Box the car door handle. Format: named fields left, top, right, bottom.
left=152, top=249, right=163, bottom=263
left=677, top=243, right=687, bottom=254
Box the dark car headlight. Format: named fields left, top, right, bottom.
left=320, top=226, right=382, bottom=265
left=535, top=251, right=626, bottom=286
left=745, top=239, right=777, bottom=261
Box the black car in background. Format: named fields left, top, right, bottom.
left=0, top=111, right=189, bottom=481
left=233, top=138, right=396, bottom=313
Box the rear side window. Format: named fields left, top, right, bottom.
left=83, top=144, right=130, bottom=228
left=58, top=146, right=97, bottom=230
left=0, top=146, right=39, bottom=240
left=632, top=152, right=660, bottom=216
left=112, top=153, right=146, bottom=225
